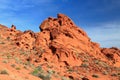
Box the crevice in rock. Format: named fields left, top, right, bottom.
left=50, top=32, right=54, bottom=40
left=105, top=53, right=114, bottom=60
left=16, top=42, right=20, bottom=46
left=50, top=46, right=56, bottom=54
left=56, top=54, right=60, bottom=59
left=82, top=77, right=89, bottom=80
left=68, top=76, right=74, bottom=80
left=65, top=52, right=69, bottom=57
left=58, top=20, right=62, bottom=26
left=63, top=61, right=69, bottom=66
left=64, top=32, right=73, bottom=38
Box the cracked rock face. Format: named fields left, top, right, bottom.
left=1, top=14, right=120, bottom=68
left=1, top=14, right=119, bottom=67
left=33, top=13, right=103, bottom=66
left=0, top=14, right=120, bottom=80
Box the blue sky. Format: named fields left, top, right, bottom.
left=0, top=0, right=120, bottom=48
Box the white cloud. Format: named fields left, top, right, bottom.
left=0, top=0, right=57, bottom=32
left=85, top=21, right=120, bottom=48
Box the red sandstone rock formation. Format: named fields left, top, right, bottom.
left=101, top=47, right=120, bottom=67
left=0, top=14, right=120, bottom=80
left=32, top=13, right=107, bottom=67
left=3, top=14, right=119, bottom=68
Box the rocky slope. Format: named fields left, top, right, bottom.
left=0, top=14, right=120, bottom=80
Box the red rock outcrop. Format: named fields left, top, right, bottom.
left=0, top=24, right=21, bottom=40
left=33, top=14, right=106, bottom=67
left=101, top=47, right=120, bottom=67
left=1, top=14, right=119, bottom=68
left=0, top=14, right=120, bottom=80
left=14, top=30, right=36, bottom=50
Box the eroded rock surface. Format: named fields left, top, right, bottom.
left=34, top=13, right=105, bottom=67
left=0, top=14, right=120, bottom=80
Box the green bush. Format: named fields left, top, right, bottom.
left=31, top=66, right=51, bottom=80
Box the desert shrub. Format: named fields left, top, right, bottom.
left=80, top=63, right=89, bottom=68
left=16, top=67, right=21, bottom=70
left=0, top=42, right=5, bottom=44
left=94, top=60, right=100, bottom=64
left=111, top=73, right=118, bottom=76
left=48, top=69, right=55, bottom=74
left=38, top=73, right=51, bottom=80
left=99, top=61, right=109, bottom=68
left=6, top=37, right=11, bottom=40
left=2, top=60, right=8, bottom=63
left=102, top=71, right=108, bottom=75
left=83, top=59, right=89, bottom=62
left=67, top=67, right=74, bottom=72
left=92, top=74, right=99, bottom=78
left=61, top=76, right=71, bottom=80
left=24, top=61, right=34, bottom=68
left=11, top=64, right=16, bottom=68
left=0, top=70, right=8, bottom=75
left=31, top=66, right=51, bottom=80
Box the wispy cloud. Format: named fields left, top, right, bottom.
left=0, top=0, right=56, bottom=31
left=85, top=21, right=120, bottom=48
left=0, top=0, right=119, bottom=48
